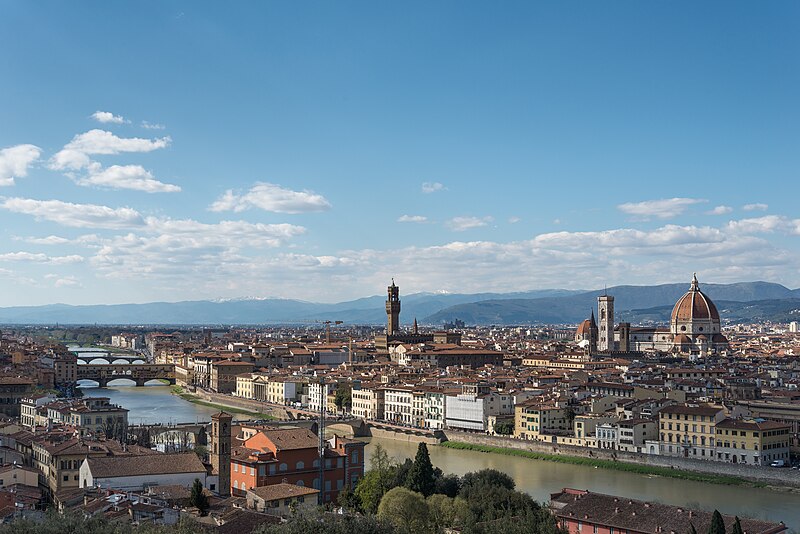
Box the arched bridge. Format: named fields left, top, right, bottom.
left=77, top=364, right=175, bottom=387
left=74, top=354, right=147, bottom=365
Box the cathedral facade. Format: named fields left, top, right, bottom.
left=576, top=274, right=729, bottom=356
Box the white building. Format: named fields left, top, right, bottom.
left=445, top=384, right=513, bottom=432
left=80, top=452, right=214, bottom=491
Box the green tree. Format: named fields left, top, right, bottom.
left=731, top=517, right=743, bottom=534
left=405, top=442, right=436, bottom=497
left=334, top=386, right=352, bottom=411
left=189, top=478, right=210, bottom=516
left=494, top=421, right=515, bottom=435
left=434, top=473, right=461, bottom=497
left=256, top=510, right=396, bottom=534
left=707, top=510, right=726, bottom=534
left=377, top=487, right=429, bottom=534
left=354, top=443, right=395, bottom=514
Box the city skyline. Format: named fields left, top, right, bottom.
left=1, top=2, right=799, bottom=306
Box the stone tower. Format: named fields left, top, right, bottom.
left=211, top=411, right=232, bottom=497
left=598, top=294, right=614, bottom=352
left=386, top=279, right=401, bottom=334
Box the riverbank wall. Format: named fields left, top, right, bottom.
left=188, top=389, right=292, bottom=419
left=367, top=426, right=442, bottom=445
left=442, top=431, right=800, bottom=488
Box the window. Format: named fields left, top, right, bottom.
left=296, top=461, right=305, bottom=470
left=351, top=451, right=358, bottom=464
left=250, top=467, right=255, bottom=476
left=234, top=463, right=238, bottom=472
left=280, top=463, right=288, bottom=472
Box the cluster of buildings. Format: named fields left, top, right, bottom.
left=0, top=276, right=797, bottom=529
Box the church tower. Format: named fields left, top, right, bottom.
left=598, top=294, right=614, bottom=352
left=386, top=279, right=401, bottom=334
left=211, top=411, right=232, bottom=497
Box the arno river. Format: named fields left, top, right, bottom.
left=81, top=382, right=799, bottom=530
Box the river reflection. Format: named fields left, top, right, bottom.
left=364, top=437, right=799, bottom=531
left=77, top=383, right=249, bottom=425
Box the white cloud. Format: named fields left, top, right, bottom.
left=209, top=183, right=331, bottom=214
left=77, top=165, right=181, bottom=193
left=0, top=144, right=42, bottom=186
left=508, top=216, right=521, bottom=224
left=18, top=235, right=71, bottom=245
left=50, top=129, right=171, bottom=171
left=421, top=182, right=446, bottom=194
left=91, top=111, right=128, bottom=124
left=0, top=251, right=83, bottom=264
left=743, top=203, right=769, bottom=212
left=446, top=216, right=493, bottom=231
left=54, top=276, right=82, bottom=288
left=397, top=215, right=428, bottom=223
left=0, top=198, right=145, bottom=229
left=617, top=198, right=707, bottom=219
left=141, top=121, right=166, bottom=130
left=707, top=205, right=733, bottom=215
left=727, top=215, right=800, bottom=235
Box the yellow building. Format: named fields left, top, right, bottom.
left=714, top=418, right=791, bottom=466
left=514, top=401, right=570, bottom=441
left=235, top=374, right=255, bottom=399
left=659, top=404, right=725, bottom=459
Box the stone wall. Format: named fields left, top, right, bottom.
left=443, top=430, right=800, bottom=488
left=191, top=389, right=291, bottom=420
left=368, top=426, right=441, bottom=445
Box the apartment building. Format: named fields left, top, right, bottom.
left=659, top=404, right=726, bottom=459
left=714, top=418, right=791, bottom=466
left=351, top=384, right=385, bottom=421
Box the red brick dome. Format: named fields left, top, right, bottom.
left=671, top=274, right=720, bottom=323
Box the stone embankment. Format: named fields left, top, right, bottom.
left=442, top=430, right=800, bottom=488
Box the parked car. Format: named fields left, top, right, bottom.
left=770, top=459, right=786, bottom=467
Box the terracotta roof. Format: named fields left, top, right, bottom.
left=258, top=428, right=319, bottom=451
left=86, top=452, right=206, bottom=478
left=247, top=483, right=319, bottom=502
left=671, top=274, right=720, bottom=323
left=551, top=488, right=786, bottom=534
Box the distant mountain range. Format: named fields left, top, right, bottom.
left=0, top=282, right=797, bottom=326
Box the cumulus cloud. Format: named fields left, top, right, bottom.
left=48, top=129, right=175, bottom=192
left=397, top=215, right=428, bottom=223
left=0, top=198, right=145, bottom=229
left=617, top=198, right=707, bottom=219
left=743, top=203, right=768, bottom=212
left=77, top=165, right=181, bottom=193
left=91, top=111, right=128, bottom=124
left=421, top=182, right=446, bottom=194
left=50, top=129, right=171, bottom=171
left=209, top=182, right=331, bottom=214
left=727, top=215, right=800, bottom=235
left=446, top=216, right=492, bottom=231
left=0, top=144, right=42, bottom=186
left=707, top=205, right=733, bottom=215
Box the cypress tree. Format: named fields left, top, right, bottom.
left=731, top=517, right=744, bottom=534
left=689, top=523, right=698, bottom=534
left=405, top=442, right=436, bottom=497
left=707, top=510, right=726, bottom=534
left=190, top=478, right=209, bottom=516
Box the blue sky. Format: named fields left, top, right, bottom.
left=0, top=1, right=798, bottom=305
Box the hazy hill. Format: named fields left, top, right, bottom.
left=0, top=289, right=582, bottom=325
left=0, top=282, right=795, bottom=325
left=423, top=282, right=800, bottom=326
